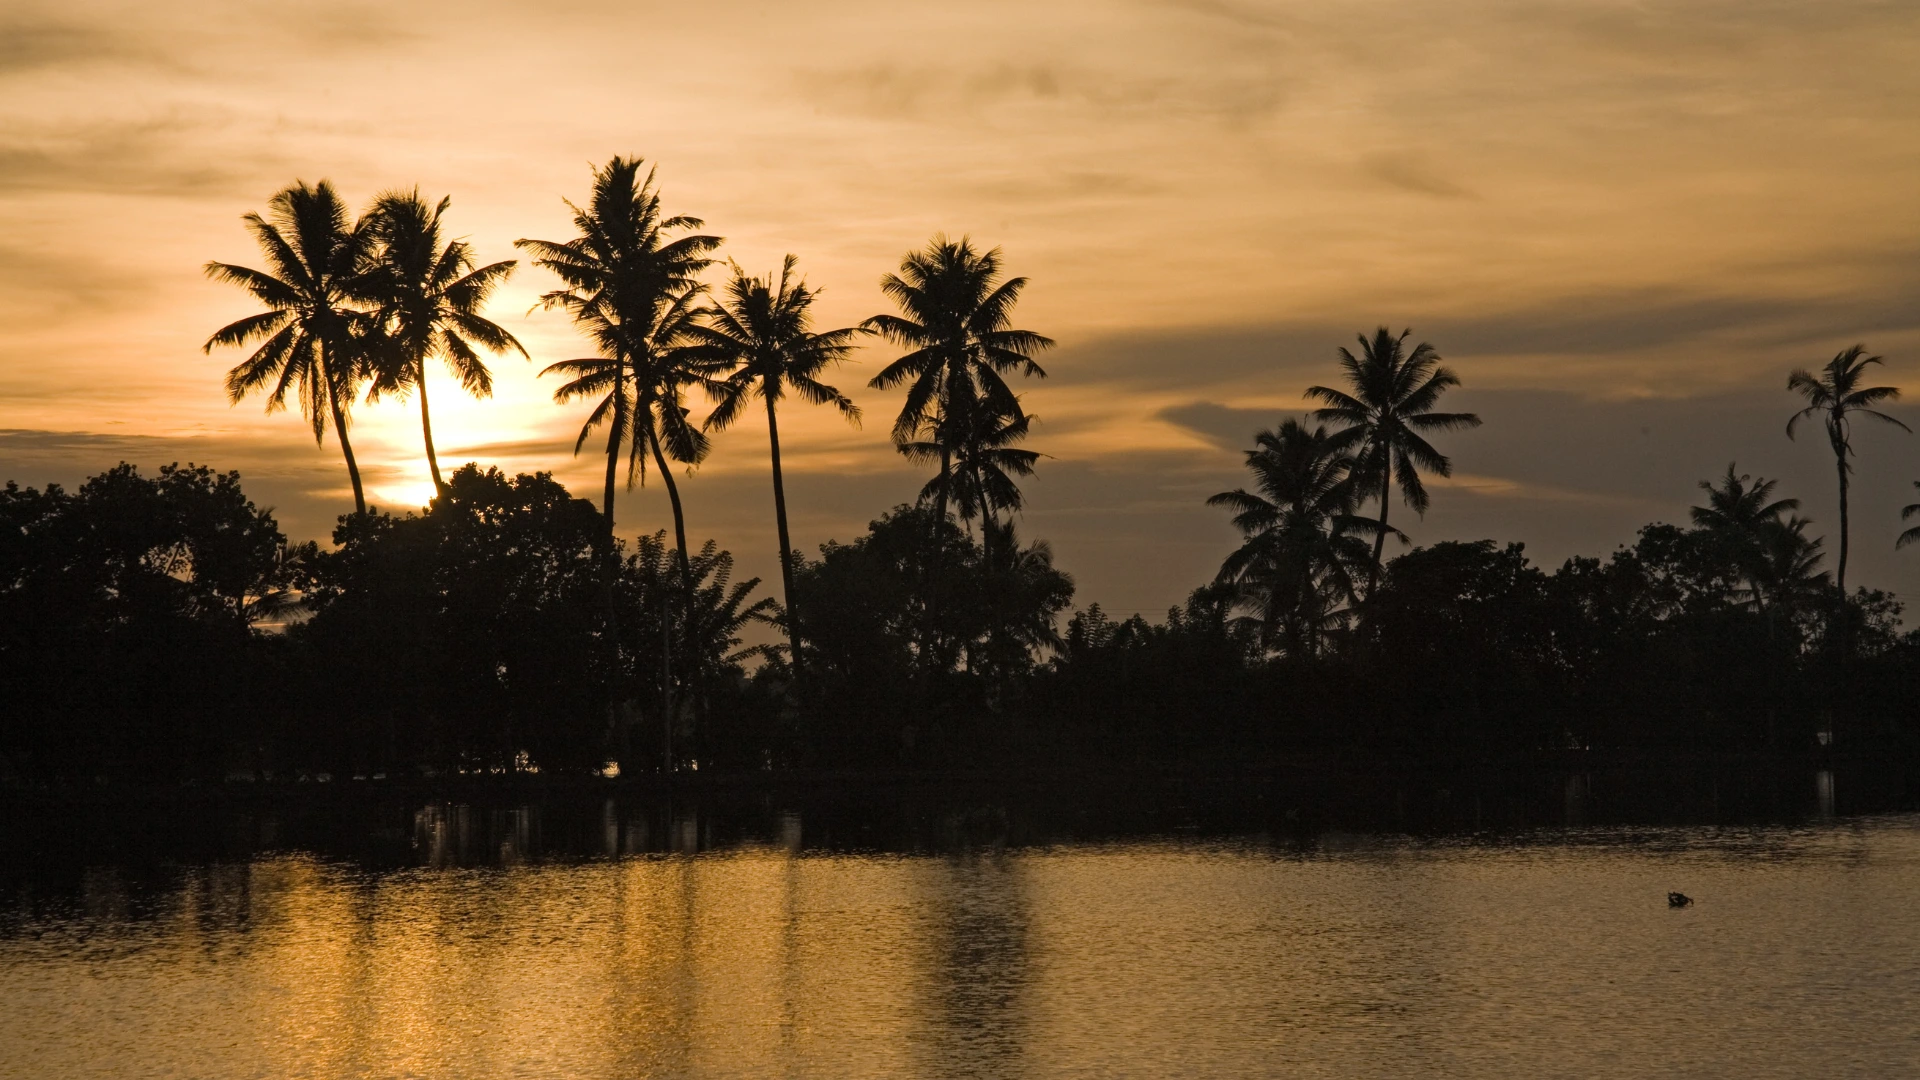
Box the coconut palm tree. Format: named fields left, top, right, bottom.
left=517, top=156, right=721, bottom=538
left=203, top=180, right=376, bottom=515
left=900, top=393, right=1040, bottom=530
left=1897, top=482, right=1920, bottom=550
left=864, top=235, right=1053, bottom=524
left=362, top=189, right=526, bottom=496
left=1306, top=327, right=1481, bottom=597
left=1787, top=344, right=1908, bottom=592
left=1208, top=419, right=1381, bottom=656
left=694, top=256, right=864, bottom=654
left=627, top=283, right=730, bottom=577
left=1690, top=463, right=1799, bottom=611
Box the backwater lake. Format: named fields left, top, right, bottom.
left=3, top=765, right=1918, bottom=1078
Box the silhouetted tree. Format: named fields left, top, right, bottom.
left=1787, top=343, right=1908, bottom=592
left=864, top=236, right=1053, bottom=524
left=1208, top=419, right=1379, bottom=657
left=362, top=189, right=525, bottom=495
left=901, top=393, right=1040, bottom=529
left=695, top=256, right=864, bottom=658
left=517, top=157, right=722, bottom=538
left=204, top=180, right=376, bottom=515
left=1689, top=463, right=1800, bottom=612
left=1306, top=327, right=1481, bottom=596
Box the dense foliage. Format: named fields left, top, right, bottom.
left=4, top=461, right=1916, bottom=784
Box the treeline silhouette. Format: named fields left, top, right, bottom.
left=4, top=454, right=1917, bottom=783
left=2, top=155, right=1918, bottom=784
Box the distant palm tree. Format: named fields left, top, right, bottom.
left=1787, top=344, right=1909, bottom=592
left=1898, top=482, right=1920, bottom=550
left=1690, top=463, right=1799, bottom=611
left=204, top=180, right=376, bottom=515
left=363, top=189, right=525, bottom=496
left=1307, top=327, right=1481, bottom=597
left=1208, top=419, right=1381, bottom=656
left=900, top=393, right=1040, bottom=530
left=628, top=284, right=730, bottom=577
left=864, top=235, right=1053, bottom=524
left=517, top=157, right=721, bottom=538
left=694, top=256, right=864, bottom=655
left=1753, top=515, right=1828, bottom=614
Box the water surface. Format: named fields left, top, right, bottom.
left=4, top=807, right=1918, bottom=1078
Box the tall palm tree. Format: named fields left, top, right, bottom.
left=900, top=393, right=1040, bottom=529
left=1690, top=463, right=1799, bottom=611
left=694, top=256, right=864, bottom=654
left=204, top=180, right=376, bottom=515
left=864, top=235, right=1053, bottom=524
left=1307, top=327, right=1481, bottom=597
left=1787, top=344, right=1909, bottom=592
left=517, top=156, right=721, bottom=539
left=1208, top=419, right=1381, bottom=656
left=362, top=189, right=526, bottom=496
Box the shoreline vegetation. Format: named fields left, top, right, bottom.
left=5, top=157, right=1920, bottom=789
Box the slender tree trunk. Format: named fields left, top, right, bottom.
left=1367, top=454, right=1392, bottom=599
left=602, top=373, right=624, bottom=536
left=649, top=424, right=693, bottom=580
left=418, top=357, right=445, bottom=495
left=323, top=341, right=367, bottom=516
left=1836, top=452, right=1850, bottom=594
left=765, top=390, right=799, bottom=661
left=936, top=446, right=952, bottom=524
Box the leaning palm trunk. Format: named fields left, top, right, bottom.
left=417, top=357, right=445, bottom=494
left=323, top=342, right=367, bottom=515
left=647, top=425, right=693, bottom=580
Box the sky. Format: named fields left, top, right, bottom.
left=4, top=0, right=1920, bottom=617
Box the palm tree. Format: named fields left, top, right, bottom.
left=362, top=189, right=526, bottom=496
left=864, top=235, right=1053, bottom=524
left=1690, top=463, right=1799, bottom=611
left=517, top=157, right=721, bottom=538
left=694, top=256, right=864, bottom=655
left=204, top=180, right=376, bottom=515
left=1307, top=327, right=1481, bottom=597
left=628, top=284, right=730, bottom=577
left=1787, top=344, right=1909, bottom=592
left=1897, top=482, right=1920, bottom=550
left=900, top=393, right=1040, bottom=530
left=1208, top=419, right=1380, bottom=656
left=1753, top=515, right=1828, bottom=614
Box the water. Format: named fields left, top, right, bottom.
left=3, top=796, right=1918, bottom=1079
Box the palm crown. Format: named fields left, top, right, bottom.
left=1208, top=419, right=1381, bottom=655
left=1786, top=343, right=1908, bottom=591
left=865, top=236, right=1053, bottom=523
left=517, top=157, right=722, bottom=542
left=1306, top=326, right=1480, bottom=595
left=363, top=188, right=525, bottom=494
left=204, top=179, right=376, bottom=515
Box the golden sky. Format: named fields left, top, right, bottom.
left=4, top=0, right=1920, bottom=613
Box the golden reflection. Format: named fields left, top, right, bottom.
left=7, top=822, right=1920, bottom=1077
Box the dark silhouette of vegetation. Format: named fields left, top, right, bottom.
left=204, top=180, right=376, bottom=514
left=694, top=256, right=864, bottom=659
left=1306, top=327, right=1480, bottom=596
left=362, top=188, right=526, bottom=495
left=863, top=236, right=1053, bottom=526
left=1786, top=344, right=1907, bottom=592
left=7, top=167, right=1919, bottom=787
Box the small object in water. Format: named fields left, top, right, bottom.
left=1668, top=892, right=1693, bottom=908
